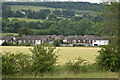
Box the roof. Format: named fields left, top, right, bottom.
left=19, top=35, right=50, bottom=41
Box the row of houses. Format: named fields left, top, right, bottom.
left=0, top=35, right=109, bottom=46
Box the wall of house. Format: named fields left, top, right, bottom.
left=92, top=40, right=109, bottom=46
left=35, top=40, right=41, bottom=45
left=0, top=40, right=3, bottom=45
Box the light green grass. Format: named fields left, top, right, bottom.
left=2, top=33, right=18, bottom=37
left=1, top=46, right=101, bottom=64
left=8, top=17, right=44, bottom=22
left=10, top=5, right=62, bottom=12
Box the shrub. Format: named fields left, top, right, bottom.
left=21, top=42, right=31, bottom=46
left=96, top=44, right=120, bottom=72
left=2, top=52, right=31, bottom=76
left=2, top=42, right=9, bottom=46
left=65, top=57, right=88, bottom=74
left=53, top=39, right=61, bottom=47
left=29, top=43, right=58, bottom=77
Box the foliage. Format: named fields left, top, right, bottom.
left=96, top=2, right=120, bottom=72
left=66, top=57, right=88, bottom=74
left=29, top=43, right=58, bottom=77
left=2, top=52, right=31, bottom=75
left=2, top=42, right=9, bottom=46
left=20, top=42, right=31, bottom=46
left=52, top=39, right=61, bottom=46
left=96, top=44, right=120, bottom=72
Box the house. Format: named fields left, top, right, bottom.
left=0, top=35, right=109, bottom=46
left=0, top=36, right=19, bottom=45
left=62, top=35, right=109, bottom=46
left=18, top=35, right=52, bottom=45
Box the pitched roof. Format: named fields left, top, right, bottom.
left=19, top=35, right=50, bottom=41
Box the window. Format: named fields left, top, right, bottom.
left=78, top=40, right=80, bottom=42
left=28, top=40, right=30, bottom=43
left=73, top=40, right=76, bottom=43
left=83, top=40, right=85, bottom=42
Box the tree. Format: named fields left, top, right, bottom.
left=96, top=2, right=120, bottom=72
left=29, top=43, right=58, bottom=77
left=53, top=39, right=61, bottom=46
left=48, top=13, right=57, bottom=21
left=18, top=27, right=31, bottom=36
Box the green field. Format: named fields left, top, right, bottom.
left=1, top=46, right=118, bottom=78
left=2, top=33, right=18, bottom=37
left=10, top=5, right=62, bottom=12
left=8, top=17, right=44, bottom=22
left=1, top=46, right=101, bottom=64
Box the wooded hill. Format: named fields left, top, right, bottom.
left=2, top=2, right=107, bottom=36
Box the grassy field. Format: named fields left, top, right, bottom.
left=3, top=72, right=118, bottom=78
left=1, top=46, right=101, bottom=64
left=10, top=5, right=62, bottom=12
left=1, top=46, right=118, bottom=78
left=8, top=17, right=44, bottom=22
left=2, top=33, right=18, bottom=37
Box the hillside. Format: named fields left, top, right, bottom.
left=4, top=2, right=104, bottom=11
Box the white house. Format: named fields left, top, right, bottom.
left=92, top=40, right=109, bottom=46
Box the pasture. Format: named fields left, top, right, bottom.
left=10, top=5, right=62, bottom=12
left=1, top=46, right=101, bottom=64
left=8, top=18, right=44, bottom=22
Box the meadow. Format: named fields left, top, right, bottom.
left=8, top=17, right=44, bottom=22
left=1, top=46, right=118, bottom=78
left=10, top=5, right=62, bottom=12
left=1, top=46, right=101, bottom=64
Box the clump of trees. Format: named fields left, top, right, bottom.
left=2, top=43, right=58, bottom=77
left=96, top=2, right=120, bottom=72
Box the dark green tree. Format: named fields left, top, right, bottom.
left=29, top=43, right=58, bottom=77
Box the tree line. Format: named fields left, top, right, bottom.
left=3, top=2, right=104, bottom=11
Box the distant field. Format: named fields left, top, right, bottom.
left=2, top=33, right=18, bottom=37
left=8, top=17, right=44, bottom=22
left=10, top=5, right=97, bottom=16
left=10, top=5, right=62, bottom=12
left=1, top=46, right=101, bottom=64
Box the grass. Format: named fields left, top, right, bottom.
left=1, top=46, right=118, bottom=78
left=1, top=46, right=101, bottom=64
left=3, top=72, right=118, bottom=78
left=8, top=17, right=44, bottom=22
left=2, top=33, right=18, bottom=37
left=10, top=5, right=62, bottom=12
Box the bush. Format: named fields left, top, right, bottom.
left=2, top=52, right=31, bottom=76
left=20, top=42, right=31, bottom=46
left=96, top=44, right=120, bottom=72
left=29, top=43, right=58, bottom=77
left=53, top=39, right=61, bottom=47
left=65, top=57, right=88, bottom=74
left=2, top=42, right=9, bottom=46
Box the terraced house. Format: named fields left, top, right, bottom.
left=0, top=35, right=109, bottom=46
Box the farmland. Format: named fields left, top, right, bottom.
left=1, top=46, right=118, bottom=78
left=10, top=5, right=62, bottom=12
left=1, top=46, right=101, bottom=64
left=8, top=18, right=44, bottom=22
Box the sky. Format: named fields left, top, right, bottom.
left=3, top=0, right=119, bottom=3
